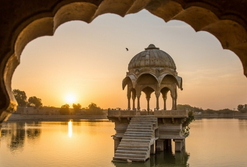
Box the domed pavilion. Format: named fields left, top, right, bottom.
left=108, top=44, right=189, bottom=162
left=122, top=44, right=183, bottom=112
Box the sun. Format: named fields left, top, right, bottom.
left=65, top=94, right=76, bottom=104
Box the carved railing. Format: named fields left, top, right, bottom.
left=108, top=109, right=136, bottom=117
left=154, top=110, right=188, bottom=118
left=108, top=109, right=188, bottom=118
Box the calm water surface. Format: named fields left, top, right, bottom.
left=0, top=119, right=247, bottom=167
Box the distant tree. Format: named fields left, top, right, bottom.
left=73, top=103, right=81, bottom=113
left=177, top=104, right=203, bottom=112
left=237, top=104, right=247, bottom=113
left=238, top=104, right=244, bottom=112
left=27, top=96, right=42, bottom=108
left=59, top=104, right=70, bottom=115
left=87, top=103, right=103, bottom=115
left=13, top=89, right=27, bottom=106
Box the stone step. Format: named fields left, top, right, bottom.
left=126, top=129, right=153, bottom=132
left=127, top=126, right=152, bottom=129
left=113, top=115, right=156, bottom=162
left=123, top=133, right=152, bottom=137
left=119, top=141, right=150, bottom=146
left=124, top=132, right=153, bottom=136
left=119, top=143, right=149, bottom=148
left=117, top=147, right=148, bottom=151
left=113, top=156, right=145, bottom=161
left=128, top=124, right=152, bottom=127
left=121, top=138, right=151, bottom=142
left=116, top=149, right=147, bottom=154
left=115, top=153, right=146, bottom=158
left=122, top=136, right=151, bottom=140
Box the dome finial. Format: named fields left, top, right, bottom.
left=145, top=44, right=159, bottom=50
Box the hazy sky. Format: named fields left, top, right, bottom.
left=12, top=10, right=247, bottom=110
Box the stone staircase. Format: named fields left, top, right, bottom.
left=113, top=115, right=158, bottom=162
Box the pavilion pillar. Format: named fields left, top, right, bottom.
left=132, top=91, right=136, bottom=110
left=171, top=88, right=177, bottom=110
left=137, top=95, right=141, bottom=111
left=127, top=90, right=131, bottom=110
left=172, top=98, right=177, bottom=110
left=113, top=136, right=121, bottom=153
left=162, top=95, right=167, bottom=110
left=156, top=140, right=164, bottom=151
left=127, top=96, right=131, bottom=110
left=150, top=143, right=156, bottom=154
left=155, top=92, right=160, bottom=110
left=174, top=139, right=184, bottom=152
left=146, top=95, right=151, bottom=114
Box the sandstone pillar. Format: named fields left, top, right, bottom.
left=156, top=140, right=164, bottom=152
left=132, top=93, right=136, bottom=110
left=174, top=139, right=184, bottom=152
left=127, top=94, right=131, bottom=110
left=146, top=96, right=150, bottom=114
left=163, top=96, right=167, bottom=110
left=155, top=93, right=160, bottom=110
left=113, top=136, right=121, bottom=153
left=150, top=143, right=156, bottom=154
left=164, top=139, right=172, bottom=151
left=172, top=98, right=177, bottom=110
left=137, top=95, right=140, bottom=111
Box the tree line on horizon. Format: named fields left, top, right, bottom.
left=13, top=89, right=104, bottom=115
left=177, top=104, right=247, bottom=114
left=59, top=102, right=104, bottom=115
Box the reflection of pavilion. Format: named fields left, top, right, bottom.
left=113, top=150, right=190, bottom=167
left=108, top=44, right=189, bottom=162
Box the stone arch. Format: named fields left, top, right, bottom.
left=1, top=0, right=247, bottom=122
left=160, top=85, right=177, bottom=110
left=136, top=73, right=158, bottom=86
left=122, top=75, right=136, bottom=90
left=141, top=86, right=155, bottom=112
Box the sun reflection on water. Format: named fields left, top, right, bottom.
left=68, top=121, right=72, bottom=138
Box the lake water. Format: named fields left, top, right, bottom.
left=0, top=119, right=247, bottom=167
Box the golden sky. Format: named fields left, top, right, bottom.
left=12, top=10, right=247, bottom=110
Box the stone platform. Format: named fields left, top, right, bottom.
left=108, top=109, right=189, bottom=162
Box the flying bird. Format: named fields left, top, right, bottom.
left=126, top=48, right=129, bottom=51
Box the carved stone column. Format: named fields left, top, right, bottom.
left=127, top=94, right=131, bottom=110
left=132, top=91, right=136, bottom=110
left=156, top=140, right=164, bottom=151
left=162, top=94, right=167, bottom=110
left=146, top=94, right=151, bottom=114
left=174, top=139, right=184, bottom=152
left=172, top=98, right=177, bottom=110
left=171, top=88, right=177, bottom=110
left=155, top=92, right=160, bottom=110
left=113, top=136, right=121, bottom=153
left=150, top=143, right=156, bottom=154
left=137, top=95, right=141, bottom=111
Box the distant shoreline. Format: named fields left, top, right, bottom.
left=194, top=112, right=247, bottom=119
left=6, top=114, right=108, bottom=122
left=6, top=112, right=247, bottom=122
